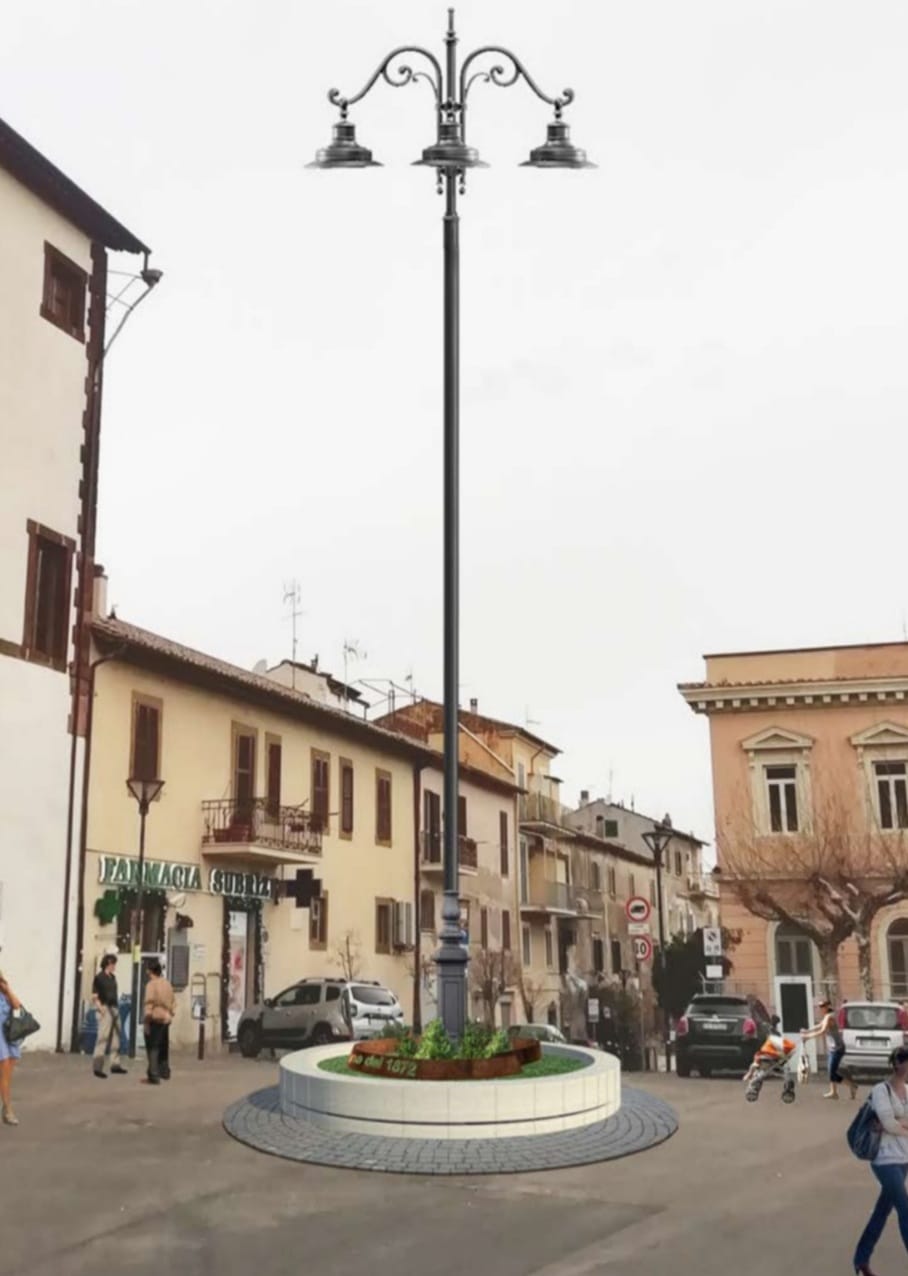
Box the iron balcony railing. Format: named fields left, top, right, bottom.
left=201, top=798, right=323, bottom=856
left=420, top=830, right=479, bottom=870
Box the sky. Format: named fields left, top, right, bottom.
left=4, top=0, right=908, bottom=848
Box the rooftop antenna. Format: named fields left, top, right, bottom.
left=282, top=580, right=304, bottom=689
left=525, top=705, right=542, bottom=729
left=343, top=639, right=367, bottom=696
left=607, top=765, right=614, bottom=803
left=405, top=667, right=416, bottom=704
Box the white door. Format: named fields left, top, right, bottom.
left=774, top=975, right=817, bottom=1071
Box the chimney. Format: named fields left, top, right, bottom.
left=469, top=698, right=478, bottom=714
left=580, top=789, right=590, bottom=805
left=93, top=565, right=108, bottom=619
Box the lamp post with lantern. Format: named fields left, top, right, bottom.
left=125, top=777, right=165, bottom=1058
left=307, top=9, right=593, bottom=1038
left=642, top=815, right=674, bottom=1069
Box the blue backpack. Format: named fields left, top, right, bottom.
left=847, top=1086, right=888, bottom=1161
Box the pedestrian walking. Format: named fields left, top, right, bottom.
left=92, top=953, right=127, bottom=1078
left=142, top=959, right=175, bottom=1085
left=0, top=971, right=22, bottom=1126
left=853, top=1047, right=908, bottom=1275
left=802, top=998, right=857, bottom=1100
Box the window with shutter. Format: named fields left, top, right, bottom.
left=423, top=790, right=441, bottom=863
left=309, top=893, right=328, bottom=949
left=502, top=910, right=511, bottom=951
left=420, top=889, right=435, bottom=932
left=233, top=729, right=256, bottom=819
left=592, top=937, right=605, bottom=974
left=22, top=520, right=74, bottom=670
left=480, top=907, right=489, bottom=950
left=521, top=924, right=531, bottom=966
left=499, top=810, right=509, bottom=876
left=340, top=760, right=354, bottom=837
left=458, top=794, right=467, bottom=838
left=375, top=899, right=392, bottom=953
left=376, top=770, right=392, bottom=844
left=41, top=242, right=87, bottom=341
left=311, top=751, right=330, bottom=830
left=611, top=939, right=622, bottom=974
left=131, top=696, right=162, bottom=781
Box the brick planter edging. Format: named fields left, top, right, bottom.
left=347, top=1035, right=542, bottom=1081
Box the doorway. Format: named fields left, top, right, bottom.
left=223, top=902, right=262, bottom=1041
left=774, top=975, right=816, bottom=1069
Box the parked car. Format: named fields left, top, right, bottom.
left=340, top=982, right=405, bottom=1040
left=508, top=1023, right=568, bottom=1045
left=236, top=977, right=403, bottom=1057
left=675, top=993, right=773, bottom=1078
left=840, top=1001, right=908, bottom=1076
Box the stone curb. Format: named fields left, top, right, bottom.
left=223, top=1084, right=678, bottom=1176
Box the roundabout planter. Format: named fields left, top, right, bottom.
left=347, top=1035, right=542, bottom=1081
left=280, top=1042, right=620, bottom=1140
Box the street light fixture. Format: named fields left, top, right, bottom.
left=308, top=9, right=592, bottom=1039
left=641, top=814, right=673, bottom=1070
left=125, top=777, right=164, bottom=1058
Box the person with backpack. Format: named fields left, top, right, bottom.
left=853, top=1046, right=908, bottom=1275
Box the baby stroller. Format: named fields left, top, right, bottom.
left=744, top=1031, right=802, bottom=1103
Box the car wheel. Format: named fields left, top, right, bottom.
left=238, top=1022, right=261, bottom=1059
left=676, top=1057, right=692, bottom=1078
left=310, top=1023, right=333, bottom=1047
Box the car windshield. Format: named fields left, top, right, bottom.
left=846, top=1006, right=901, bottom=1030
left=688, top=998, right=747, bottom=1016
left=350, top=985, right=397, bottom=1006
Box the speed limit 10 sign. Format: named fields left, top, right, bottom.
left=633, top=935, right=653, bottom=962
left=626, top=896, right=651, bottom=924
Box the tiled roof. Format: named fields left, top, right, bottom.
left=679, top=674, right=908, bottom=691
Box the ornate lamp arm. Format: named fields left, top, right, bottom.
left=459, top=45, right=574, bottom=139
left=328, top=45, right=444, bottom=121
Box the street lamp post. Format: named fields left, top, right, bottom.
left=125, top=777, right=165, bottom=1058
left=308, top=8, right=592, bottom=1038
left=641, top=815, right=674, bottom=1071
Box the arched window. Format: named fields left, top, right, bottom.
left=775, top=924, right=814, bottom=977
left=888, top=918, right=908, bottom=1001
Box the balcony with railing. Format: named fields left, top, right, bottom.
left=519, top=879, right=582, bottom=916
left=420, top=830, right=479, bottom=872
left=519, top=791, right=564, bottom=828
left=682, top=874, right=719, bottom=900
left=201, top=798, right=322, bottom=865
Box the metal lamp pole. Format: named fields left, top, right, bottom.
left=642, top=817, right=673, bottom=1071
left=126, top=777, right=164, bottom=1058
left=308, top=9, right=592, bottom=1038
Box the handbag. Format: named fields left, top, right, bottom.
left=5, top=1006, right=40, bottom=1046
left=847, top=1084, right=889, bottom=1161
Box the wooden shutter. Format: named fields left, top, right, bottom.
left=480, top=907, right=489, bottom=950
left=132, top=701, right=160, bottom=780
left=499, top=810, right=509, bottom=876
left=311, top=752, right=329, bottom=828
left=340, top=762, right=354, bottom=835
left=420, top=889, right=435, bottom=932
left=376, top=771, right=392, bottom=843
left=266, top=741, right=282, bottom=819
left=502, top=909, right=511, bottom=951
left=234, top=731, right=256, bottom=815
left=458, top=794, right=467, bottom=838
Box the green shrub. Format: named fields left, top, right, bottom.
left=414, top=1018, right=456, bottom=1060
left=484, top=1028, right=510, bottom=1058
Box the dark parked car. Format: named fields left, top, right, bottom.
left=675, top=993, right=773, bottom=1078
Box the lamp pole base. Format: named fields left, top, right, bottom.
left=434, top=889, right=467, bottom=1039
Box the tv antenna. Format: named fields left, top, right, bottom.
left=342, top=638, right=367, bottom=693
left=525, top=705, right=542, bottom=729
left=282, top=581, right=304, bottom=689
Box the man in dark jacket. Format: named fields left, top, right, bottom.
left=92, top=954, right=127, bottom=1078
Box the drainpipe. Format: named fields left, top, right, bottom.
left=66, top=644, right=126, bottom=1052
left=412, top=762, right=423, bottom=1032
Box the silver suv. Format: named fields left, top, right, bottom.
left=236, top=977, right=403, bottom=1058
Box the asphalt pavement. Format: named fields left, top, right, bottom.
left=0, top=1051, right=892, bottom=1276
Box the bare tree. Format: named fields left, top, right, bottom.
left=721, top=790, right=908, bottom=1000
left=470, top=949, right=519, bottom=1026
left=517, top=967, right=547, bottom=1023
left=331, top=930, right=363, bottom=983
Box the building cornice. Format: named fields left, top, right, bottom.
left=678, top=675, right=908, bottom=716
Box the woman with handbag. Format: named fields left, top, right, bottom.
left=0, top=972, right=22, bottom=1126
left=853, top=1046, right=908, bottom=1274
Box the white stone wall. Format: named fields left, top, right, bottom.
left=0, top=166, right=93, bottom=1048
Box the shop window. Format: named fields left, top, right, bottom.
left=116, top=890, right=165, bottom=954
left=309, top=893, right=328, bottom=950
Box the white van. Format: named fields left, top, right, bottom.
left=841, top=1001, right=908, bottom=1075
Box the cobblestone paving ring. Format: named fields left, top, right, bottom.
left=224, top=1084, right=678, bottom=1175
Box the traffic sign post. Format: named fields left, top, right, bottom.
left=633, top=935, right=653, bottom=963
left=627, top=921, right=651, bottom=937
left=625, top=896, right=651, bottom=925
left=703, top=927, right=722, bottom=958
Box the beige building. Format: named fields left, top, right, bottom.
left=680, top=640, right=908, bottom=1027
left=79, top=613, right=434, bottom=1049
left=0, top=116, right=149, bottom=1048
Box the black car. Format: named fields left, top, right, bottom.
left=675, top=993, right=773, bottom=1078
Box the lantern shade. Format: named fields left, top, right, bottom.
left=413, top=122, right=488, bottom=171
left=306, top=121, right=381, bottom=169
left=521, top=120, right=595, bottom=169
left=126, top=777, right=165, bottom=808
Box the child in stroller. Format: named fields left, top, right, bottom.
left=744, top=1022, right=802, bottom=1103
